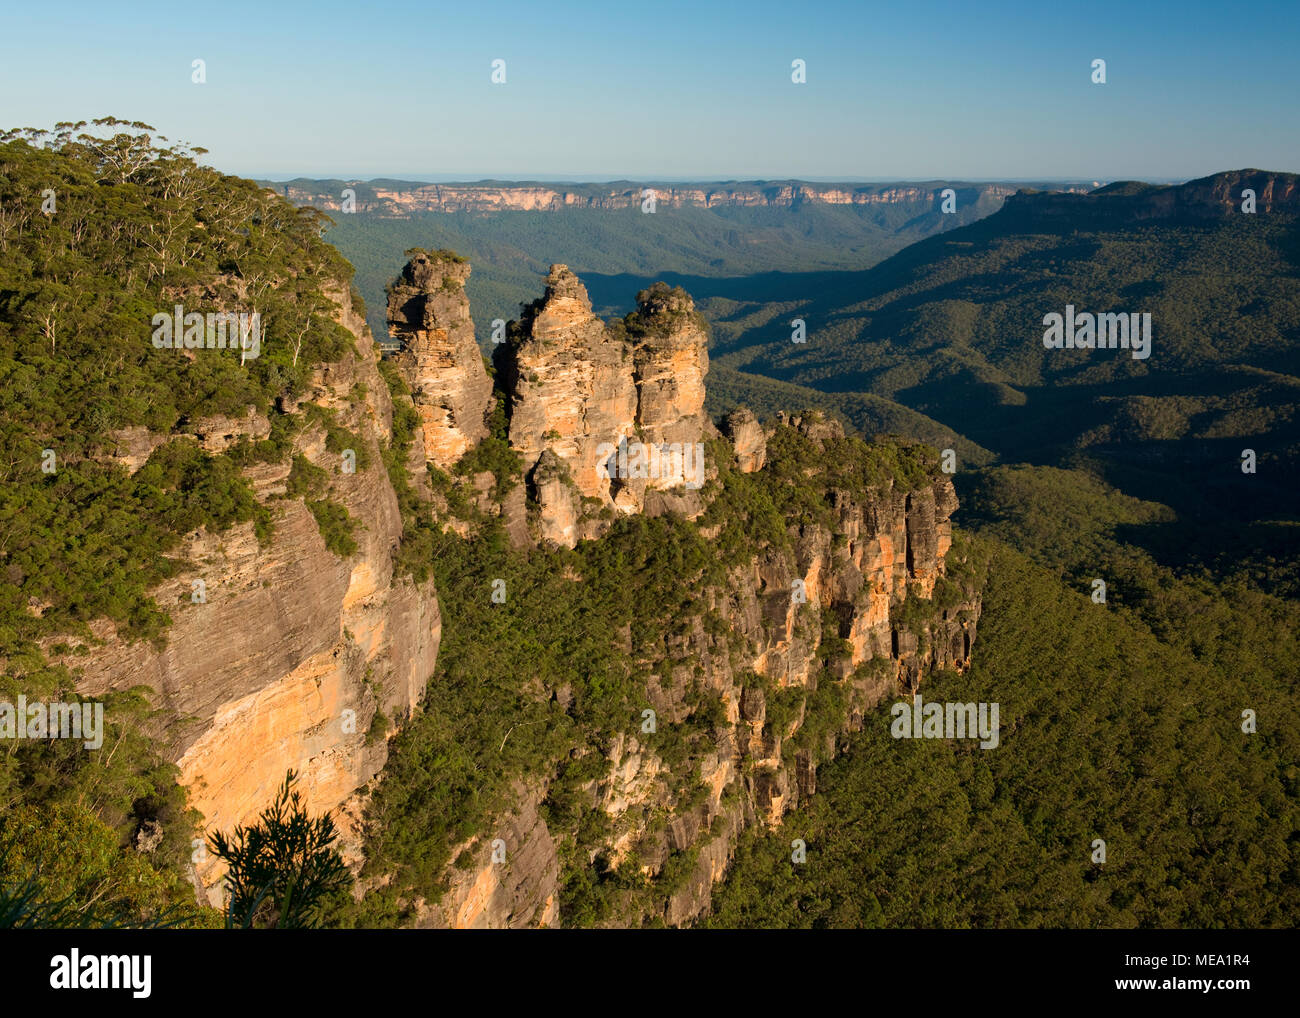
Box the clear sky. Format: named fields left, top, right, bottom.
left=2, top=0, right=1297, bottom=181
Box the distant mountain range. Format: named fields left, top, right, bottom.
left=263, top=178, right=1098, bottom=216
left=270, top=177, right=1096, bottom=343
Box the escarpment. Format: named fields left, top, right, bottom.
left=374, top=260, right=982, bottom=927
left=52, top=282, right=441, bottom=903
left=48, top=247, right=980, bottom=925
left=401, top=408, right=980, bottom=928
left=276, top=180, right=1089, bottom=217
left=1004, top=169, right=1300, bottom=222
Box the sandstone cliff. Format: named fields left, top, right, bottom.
left=498, top=264, right=639, bottom=538
left=51, top=282, right=440, bottom=903
left=393, top=364, right=979, bottom=927
left=366, top=260, right=980, bottom=927
left=594, top=417, right=979, bottom=927
left=405, top=263, right=717, bottom=547
left=420, top=430, right=976, bottom=927
left=275, top=180, right=1090, bottom=217
left=51, top=249, right=980, bottom=926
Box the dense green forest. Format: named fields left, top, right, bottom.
left=706, top=532, right=1299, bottom=927
left=0, top=121, right=363, bottom=658
left=706, top=364, right=996, bottom=467
left=706, top=182, right=1300, bottom=538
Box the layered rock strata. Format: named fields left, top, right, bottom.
left=54, top=282, right=440, bottom=902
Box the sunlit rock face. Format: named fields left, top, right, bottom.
left=503, top=265, right=638, bottom=520
left=63, top=282, right=441, bottom=904
left=387, top=251, right=493, bottom=470
left=498, top=267, right=714, bottom=546
left=721, top=407, right=766, bottom=473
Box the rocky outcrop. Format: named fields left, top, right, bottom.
left=529, top=450, right=581, bottom=549
left=501, top=265, right=638, bottom=519
left=415, top=785, right=561, bottom=929
left=495, top=267, right=714, bottom=546
left=378, top=258, right=716, bottom=549
left=611, top=421, right=978, bottom=925
left=629, top=283, right=715, bottom=485
left=629, top=286, right=710, bottom=441
left=387, top=250, right=493, bottom=469
left=105, top=408, right=272, bottom=472
left=721, top=408, right=766, bottom=472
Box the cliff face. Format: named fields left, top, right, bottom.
left=386, top=251, right=493, bottom=469
left=410, top=413, right=979, bottom=928
left=631, top=284, right=712, bottom=452
left=501, top=265, right=638, bottom=522
left=612, top=417, right=976, bottom=926
left=374, top=262, right=978, bottom=928
left=276, top=180, right=1089, bottom=217
left=1003, top=169, right=1300, bottom=222
left=55, top=247, right=978, bottom=924
left=415, top=783, right=562, bottom=929
left=55, top=283, right=440, bottom=902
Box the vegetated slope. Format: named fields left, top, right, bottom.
left=0, top=122, right=363, bottom=653
left=706, top=365, right=996, bottom=467
left=704, top=532, right=1300, bottom=928
left=345, top=412, right=983, bottom=928
left=706, top=171, right=1300, bottom=534
left=701, top=175, right=1300, bottom=928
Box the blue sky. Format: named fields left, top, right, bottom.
left=2, top=0, right=1297, bottom=181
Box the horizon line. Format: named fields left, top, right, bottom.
left=246, top=173, right=1146, bottom=186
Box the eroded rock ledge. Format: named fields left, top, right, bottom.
left=415, top=411, right=979, bottom=927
